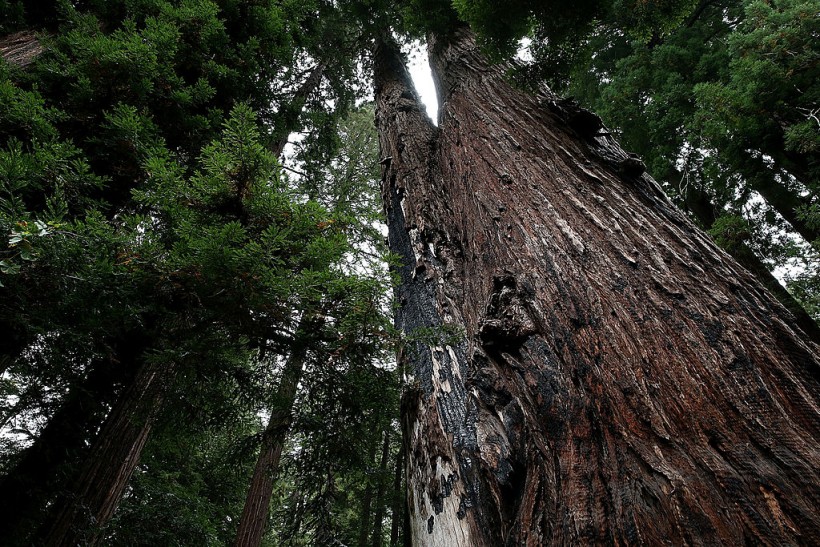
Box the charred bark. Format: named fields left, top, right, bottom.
left=374, top=28, right=820, bottom=546
left=41, top=358, right=169, bottom=546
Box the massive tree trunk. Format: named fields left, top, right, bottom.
left=374, top=28, right=820, bottom=546
left=41, top=358, right=169, bottom=546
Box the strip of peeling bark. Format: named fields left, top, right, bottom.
left=375, top=27, right=820, bottom=546
left=0, top=31, right=44, bottom=67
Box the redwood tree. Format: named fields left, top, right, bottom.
left=375, top=28, right=820, bottom=545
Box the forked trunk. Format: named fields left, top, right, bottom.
left=374, top=29, right=820, bottom=545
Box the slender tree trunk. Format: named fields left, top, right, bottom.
left=233, top=66, right=331, bottom=544
left=747, top=164, right=819, bottom=247
left=233, top=341, right=308, bottom=547
left=41, top=358, right=169, bottom=546
left=389, top=435, right=404, bottom=547
left=374, top=28, right=820, bottom=546
left=371, top=430, right=391, bottom=547
left=0, top=325, right=28, bottom=375
left=315, top=464, right=339, bottom=544
left=270, top=63, right=326, bottom=159
left=357, top=420, right=379, bottom=547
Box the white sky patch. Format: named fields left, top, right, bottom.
left=406, top=41, right=439, bottom=123
left=516, top=37, right=533, bottom=63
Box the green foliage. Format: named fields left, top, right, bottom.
left=693, top=0, right=819, bottom=187
left=108, top=413, right=260, bottom=545
left=708, top=214, right=753, bottom=253
left=1, top=1, right=397, bottom=544
left=407, top=323, right=465, bottom=348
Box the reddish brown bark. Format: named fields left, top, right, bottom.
left=42, top=359, right=169, bottom=546
left=679, top=183, right=820, bottom=340
left=375, top=29, right=820, bottom=546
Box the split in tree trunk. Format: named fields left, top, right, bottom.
left=374, top=28, right=820, bottom=545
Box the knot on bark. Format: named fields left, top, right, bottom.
left=478, top=274, right=537, bottom=353
left=617, top=153, right=647, bottom=178
left=549, top=97, right=604, bottom=139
